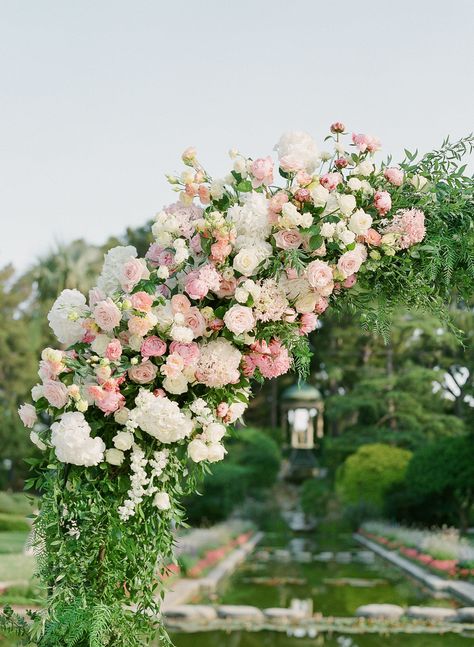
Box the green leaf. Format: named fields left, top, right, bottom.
left=236, top=179, right=252, bottom=192
left=309, top=234, right=323, bottom=250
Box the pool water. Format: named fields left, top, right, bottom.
left=206, top=526, right=457, bottom=617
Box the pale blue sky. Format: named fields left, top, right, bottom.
left=1, top=0, right=473, bottom=271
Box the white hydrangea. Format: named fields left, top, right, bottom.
left=129, top=389, right=193, bottom=443
left=97, top=245, right=138, bottom=295
left=47, top=289, right=88, bottom=346
left=274, top=131, right=319, bottom=172
left=50, top=412, right=105, bottom=466
left=228, top=192, right=271, bottom=244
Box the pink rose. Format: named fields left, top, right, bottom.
left=128, top=360, right=158, bottom=384
left=268, top=191, right=289, bottom=213
left=280, top=154, right=303, bottom=173
left=96, top=390, right=125, bottom=414
left=306, top=260, right=333, bottom=289
left=223, top=304, right=255, bottom=335
left=364, top=228, right=382, bottom=246
left=93, top=299, right=122, bottom=332
left=18, top=403, right=37, bottom=428
left=161, top=353, right=185, bottom=378
left=314, top=296, right=329, bottom=314
left=342, top=274, right=357, bottom=288
left=128, top=315, right=153, bottom=337
left=216, top=402, right=229, bottom=418
left=299, top=313, right=318, bottom=334
left=169, top=341, right=200, bottom=365
left=105, top=339, right=123, bottom=361
left=320, top=172, right=342, bottom=191
left=374, top=190, right=392, bottom=215
left=296, top=171, right=312, bottom=186
left=185, top=276, right=208, bottom=300
left=184, top=307, right=206, bottom=338
left=153, top=388, right=166, bottom=397
left=130, top=291, right=153, bottom=312
left=119, top=257, right=148, bottom=292
left=274, top=229, right=303, bottom=250
left=43, top=379, right=69, bottom=409
left=337, top=250, right=364, bottom=278
left=141, top=336, right=167, bottom=358
left=384, top=167, right=404, bottom=186
left=171, top=294, right=191, bottom=314
left=294, top=188, right=311, bottom=202
left=215, top=277, right=237, bottom=298
left=251, top=156, right=274, bottom=188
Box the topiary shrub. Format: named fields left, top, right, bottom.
left=336, top=443, right=412, bottom=511
left=300, top=478, right=332, bottom=517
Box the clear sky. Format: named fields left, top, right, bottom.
left=1, top=0, right=473, bottom=272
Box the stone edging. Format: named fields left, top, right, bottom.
left=354, top=533, right=474, bottom=605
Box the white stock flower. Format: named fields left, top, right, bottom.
left=274, top=131, right=319, bottom=172
left=129, top=389, right=193, bottom=443
left=51, top=412, right=105, bottom=466
left=47, top=289, right=88, bottom=346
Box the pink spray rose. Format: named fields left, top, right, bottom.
left=274, top=229, right=303, bottom=250
left=141, top=336, right=167, bottom=358
left=384, top=167, right=404, bottom=186
left=128, top=360, right=158, bottom=384
left=374, top=190, right=392, bottom=215
left=314, top=296, right=329, bottom=314
left=105, top=339, right=123, bottom=361
left=43, top=379, right=69, bottom=409
left=251, top=156, right=274, bottom=188
left=343, top=274, right=357, bottom=288
left=320, top=173, right=342, bottom=191
left=93, top=299, right=122, bottom=332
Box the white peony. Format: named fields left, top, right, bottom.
left=51, top=412, right=105, bottom=466
left=47, top=289, right=88, bottom=346
left=187, top=438, right=209, bottom=462
left=228, top=192, right=271, bottom=244
left=349, top=209, right=373, bottom=235
left=274, top=131, right=319, bottom=172
left=195, top=339, right=242, bottom=388
left=130, top=389, right=193, bottom=443
left=353, top=160, right=374, bottom=177
left=347, top=177, right=363, bottom=192
left=97, top=245, right=138, bottom=295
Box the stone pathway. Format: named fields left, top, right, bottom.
left=354, top=533, right=474, bottom=605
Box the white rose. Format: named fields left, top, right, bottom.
left=163, top=373, right=189, bottom=394
left=113, top=430, right=134, bottom=450
left=320, top=222, right=336, bottom=239
left=204, top=422, right=226, bottom=444
left=234, top=287, right=249, bottom=304
left=233, top=248, right=260, bottom=276
left=347, top=177, right=362, bottom=192
left=349, top=209, right=373, bottom=235
left=227, top=402, right=247, bottom=423
left=336, top=193, right=356, bottom=216
left=410, top=174, right=429, bottom=191
left=353, top=160, right=374, bottom=177
left=337, top=228, right=356, bottom=246
left=223, top=304, right=255, bottom=335
left=154, top=491, right=171, bottom=511
left=207, top=443, right=226, bottom=463
left=311, top=185, right=330, bottom=206
left=105, top=448, right=124, bottom=466
left=300, top=212, right=313, bottom=228
left=188, top=438, right=209, bottom=463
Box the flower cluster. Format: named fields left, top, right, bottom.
left=19, top=124, right=431, bottom=521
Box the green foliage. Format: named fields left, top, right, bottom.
left=336, top=443, right=412, bottom=510
left=0, top=492, right=36, bottom=516
left=388, top=435, right=474, bottom=531
left=300, top=478, right=331, bottom=517
left=0, top=513, right=30, bottom=532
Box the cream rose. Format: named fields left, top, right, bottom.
left=223, top=305, right=255, bottom=335
left=349, top=209, right=373, bottom=235
left=306, top=260, right=333, bottom=290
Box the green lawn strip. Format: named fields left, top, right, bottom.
left=0, top=531, right=30, bottom=555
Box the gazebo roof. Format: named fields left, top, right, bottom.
left=281, top=382, right=322, bottom=402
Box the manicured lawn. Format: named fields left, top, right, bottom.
left=0, top=553, right=35, bottom=582
left=0, top=531, right=30, bottom=554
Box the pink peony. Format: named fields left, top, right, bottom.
left=141, top=336, right=167, bottom=358
left=352, top=133, right=381, bottom=153
left=384, top=209, right=426, bottom=249
left=299, top=313, right=318, bottom=334
left=268, top=191, right=289, bottom=213
left=251, top=156, right=274, bottom=188
left=306, top=260, right=333, bottom=289
left=320, top=173, right=342, bottom=191
left=337, top=250, right=364, bottom=278
left=296, top=171, right=312, bottom=186
left=105, top=339, right=123, bottom=361
left=43, top=379, right=69, bottom=409
left=96, top=390, right=125, bottom=414
left=185, top=275, right=209, bottom=300
left=184, top=307, right=206, bottom=338
left=169, top=341, right=200, bottom=365
left=280, top=154, right=303, bottom=173
left=274, top=229, right=303, bottom=250
left=18, top=403, right=37, bottom=428
left=93, top=299, right=122, bottom=332
left=128, top=360, right=158, bottom=384
left=130, top=291, right=154, bottom=312
left=384, top=167, right=404, bottom=186
left=374, top=190, right=392, bottom=215
left=223, top=304, right=255, bottom=335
